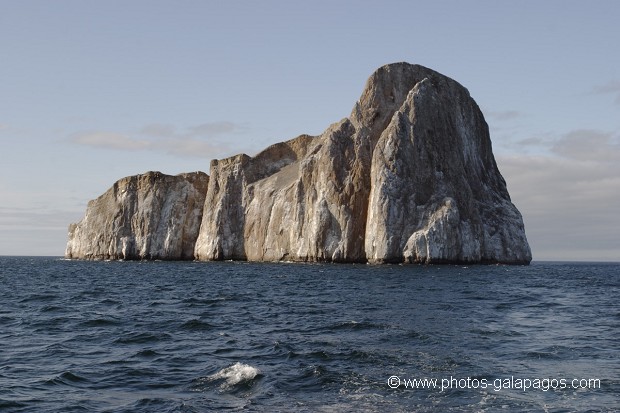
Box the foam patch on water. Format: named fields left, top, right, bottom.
left=210, top=362, right=260, bottom=388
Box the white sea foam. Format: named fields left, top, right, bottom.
left=210, top=362, right=260, bottom=388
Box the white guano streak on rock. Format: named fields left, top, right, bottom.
left=65, top=172, right=209, bottom=260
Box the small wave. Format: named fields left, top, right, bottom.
left=404, top=329, right=431, bottom=341
left=44, top=371, right=88, bottom=386
left=180, top=318, right=215, bottom=331
left=0, top=400, right=27, bottom=409
left=40, top=304, right=64, bottom=313
left=522, top=350, right=562, bottom=360
left=114, top=331, right=171, bottom=345
left=125, top=397, right=180, bottom=411
left=327, top=320, right=383, bottom=331
left=133, top=349, right=161, bottom=358
left=99, top=298, right=122, bottom=306
left=277, top=364, right=333, bottom=392
left=209, top=362, right=260, bottom=389
left=19, top=293, right=57, bottom=303
left=470, top=327, right=526, bottom=337
left=80, top=317, right=121, bottom=327
left=0, top=315, right=14, bottom=326
left=182, top=297, right=227, bottom=307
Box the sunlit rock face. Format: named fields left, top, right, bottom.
left=68, top=63, right=531, bottom=264
left=65, top=171, right=209, bottom=260
left=194, top=63, right=531, bottom=264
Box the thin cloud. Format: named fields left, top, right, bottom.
left=139, top=121, right=242, bottom=139
left=591, top=80, right=620, bottom=104
left=516, top=136, right=545, bottom=147
left=70, top=131, right=151, bottom=151
left=187, top=121, right=237, bottom=137
left=0, top=205, right=82, bottom=256
left=139, top=123, right=176, bottom=138
left=0, top=206, right=81, bottom=230
left=485, top=110, right=523, bottom=121
left=551, top=129, right=620, bottom=162
left=504, top=129, right=620, bottom=163
left=498, top=153, right=620, bottom=261
left=70, top=121, right=246, bottom=159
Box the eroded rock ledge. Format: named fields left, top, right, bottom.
left=66, top=62, right=532, bottom=264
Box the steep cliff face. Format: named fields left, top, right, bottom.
left=364, top=73, right=531, bottom=263
left=193, top=116, right=384, bottom=262
left=65, top=171, right=209, bottom=260
left=67, top=62, right=531, bottom=264
left=194, top=63, right=531, bottom=264
left=193, top=133, right=325, bottom=261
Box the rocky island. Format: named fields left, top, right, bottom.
left=66, top=62, right=532, bottom=264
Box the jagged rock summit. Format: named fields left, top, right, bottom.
left=66, top=62, right=532, bottom=264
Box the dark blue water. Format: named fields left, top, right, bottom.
left=0, top=257, right=618, bottom=412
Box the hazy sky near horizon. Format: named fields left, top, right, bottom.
left=1, top=0, right=619, bottom=261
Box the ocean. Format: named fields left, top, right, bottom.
left=0, top=257, right=618, bottom=412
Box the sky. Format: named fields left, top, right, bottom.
left=1, top=0, right=618, bottom=261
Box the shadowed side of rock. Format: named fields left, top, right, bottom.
left=65, top=171, right=209, bottom=260
left=364, top=74, right=531, bottom=264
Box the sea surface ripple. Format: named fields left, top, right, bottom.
left=0, top=257, right=618, bottom=412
